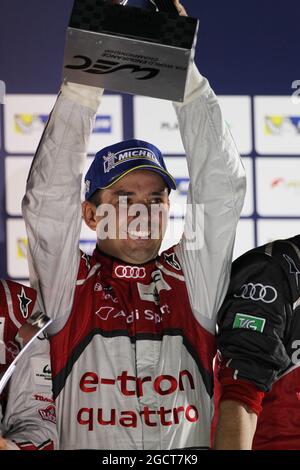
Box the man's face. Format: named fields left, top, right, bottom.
left=83, top=169, right=170, bottom=264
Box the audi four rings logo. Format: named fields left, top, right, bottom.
left=114, top=265, right=146, bottom=279
left=66, top=56, right=160, bottom=80
left=234, top=283, right=278, bottom=304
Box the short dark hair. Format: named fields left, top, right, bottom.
left=87, top=189, right=102, bottom=207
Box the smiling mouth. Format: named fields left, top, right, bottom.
left=128, top=230, right=151, bottom=240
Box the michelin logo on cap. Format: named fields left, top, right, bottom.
left=103, top=148, right=161, bottom=174
left=84, top=139, right=176, bottom=200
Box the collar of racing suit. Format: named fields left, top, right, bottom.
left=93, top=246, right=158, bottom=284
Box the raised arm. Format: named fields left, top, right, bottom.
left=22, top=84, right=103, bottom=332
left=174, top=65, right=246, bottom=333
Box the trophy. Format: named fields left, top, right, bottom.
left=148, top=0, right=180, bottom=15
left=63, top=0, right=199, bottom=101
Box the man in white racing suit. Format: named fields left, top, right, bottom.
left=22, top=1, right=245, bottom=450
left=0, top=280, right=57, bottom=450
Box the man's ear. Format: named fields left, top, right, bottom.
left=82, top=201, right=97, bottom=231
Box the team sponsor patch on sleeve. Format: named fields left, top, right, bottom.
left=31, top=357, right=52, bottom=386
left=233, top=313, right=266, bottom=333
left=38, top=404, right=56, bottom=424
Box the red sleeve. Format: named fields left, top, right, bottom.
left=217, top=357, right=265, bottom=416
left=0, top=281, right=37, bottom=366
left=15, top=439, right=54, bottom=450
left=7, top=281, right=37, bottom=325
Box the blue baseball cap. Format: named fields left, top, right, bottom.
left=84, top=139, right=176, bottom=200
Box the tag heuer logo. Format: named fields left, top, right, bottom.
left=233, top=313, right=266, bottom=333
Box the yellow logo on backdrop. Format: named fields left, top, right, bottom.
left=17, top=238, right=28, bottom=259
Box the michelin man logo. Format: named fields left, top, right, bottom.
left=103, top=152, right=117, bottom=173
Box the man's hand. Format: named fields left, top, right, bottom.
left=150, top=1, right=187, bottom=16
left=173, top=1, right=187, bottom=16
left=0, top=437, right=8, bottom=450
left=0, top=437, right=20, bottom=450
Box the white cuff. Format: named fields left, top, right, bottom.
left=174, top=62, right=210, bottom=107
left=61, top=81, right=104, bottom=113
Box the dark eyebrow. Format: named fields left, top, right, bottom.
left=112, top=190, right=135, bottom=196
left=150, top=190, right=168, bottom=196
left=112, top=188, right=167, bottom=196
